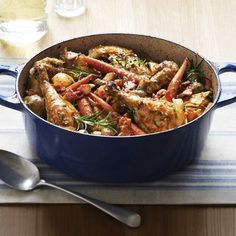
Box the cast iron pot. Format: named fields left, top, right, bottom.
left=0, top=34, right=236, bottom=183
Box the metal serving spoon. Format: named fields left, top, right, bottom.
left=0, top=149, right=141, bottom=228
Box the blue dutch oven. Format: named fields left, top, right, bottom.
left=0, top=34, right=236, bottom=183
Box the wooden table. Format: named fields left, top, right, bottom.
left=1, top=0, right=236, bottom=235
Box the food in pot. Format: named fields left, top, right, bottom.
left=24, top=45, right=213, bottom=136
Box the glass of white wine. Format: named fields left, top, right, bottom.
left=0, top=0, right=48, bottom=44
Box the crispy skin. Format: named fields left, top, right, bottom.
left=88, top=45, right=153, bottom=76
left=107, top=85, right=185, bottom=133
left=40, top=80, right=79, bottom=129
left=88, top=45, right=135, bottom=59
left=32, top=57, right=65, bottom=79
left=150, top=61, right=179, bottom=86
left=35, top=64, right=79, bottom=130
left=138, top=61, right=179, bottom=94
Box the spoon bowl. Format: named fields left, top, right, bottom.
left=0, top=149, right=141, bottom=228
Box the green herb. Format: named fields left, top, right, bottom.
left=110, top=57, right=148, bottom=69
left=207, top=90, right=214, bottom=101
left=75, top=111, right=117, bottom=133
left=126, top=106, right=136, bottom=122
left=134, top=58, right=148, bottom=67
left=65, top=66, right=90, bottom=80
left=186, top=58, right=204, bottom=84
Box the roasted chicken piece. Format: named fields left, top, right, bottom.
left=35, top=65, right=79, bottom=130
left=106, top=83, right=186, bottom=133
left=26, top=74, right=42, bottom=96
left=88, top=45, right=135, bottom=60
left=60, top=49, right=81, bottom=68
left=32, top=57, right=65, bottom=77
left=117, top=115, right=134, bottom=136
left=40, top=80, right=79, bottom=130
left=88, top=45, right=157, bottom=76
left=137, top=60, right=179, bottom=94
left=150, top=61, right=179, bottom=86
left=60, top=49, right=101, bottom=76
left=137, top=79, right=161, bottom=95
left=26, top=57, right=64, bottom=96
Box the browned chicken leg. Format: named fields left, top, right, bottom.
left=36, top=65, right=79, bottom=130
left=106, top=83, right=186, bottom=133
left=137, top=60, right=179, bottom=94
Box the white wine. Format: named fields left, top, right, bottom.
left=0, top=0, right=47, bottom=44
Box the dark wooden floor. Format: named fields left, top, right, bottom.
left=0, top=204, right=235, bottom=236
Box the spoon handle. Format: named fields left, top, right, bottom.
left=38, top=179, right=141, bottom=228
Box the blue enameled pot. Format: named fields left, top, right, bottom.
left=0, top=34, right=236, bottom=183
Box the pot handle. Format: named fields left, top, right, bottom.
left=212, top=61, right=236, bottom=108
left=0, top=65, right=22, bottom=111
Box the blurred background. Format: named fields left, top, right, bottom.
left=0, top=0, right=235, bottom=62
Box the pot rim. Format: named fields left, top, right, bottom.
left=16, top=33, right=221, bottom=138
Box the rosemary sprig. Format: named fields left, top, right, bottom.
left=126, top=106, right=136, bottom=122
left=65, top=66, right=90, bottom=80
left=134, top=58, right=148, bottom=67
left=186, top=58, right=204, bottom=83
left=75, top=111, right=117, bottom=133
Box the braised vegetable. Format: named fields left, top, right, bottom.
left=24, top=94, right=45, bottom=118
left=51, top=72, right=75, bottom=88
left=24, top=46, right=213, bottom=136
left=165, top=58, right=188, bottom=102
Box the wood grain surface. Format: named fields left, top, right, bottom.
left=1, top=0, right=236, bottom=235
left=0, top=205, right=236, bottom=236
